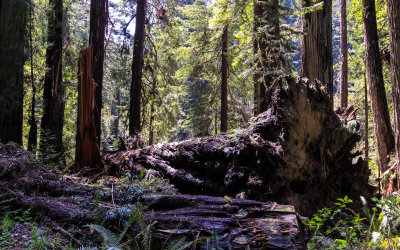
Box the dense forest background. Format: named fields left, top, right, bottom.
left=9, top=0, right=391, bottom=175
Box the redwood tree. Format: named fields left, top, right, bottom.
left=89, top=0, right=108, bottom=146
left=339, top=0, right=348, bottom=109
left=301, top=0, right=333, bottom=103
left=129, top=0, right=146, bottom=136
left=221, top=25, right=228, bottom=132
left=362, top=0, right=394, bottom=172
left=253, top=0, right=280, bottom=115
left=40, top=0, right=65, bottom=163
left=387, top=0, right=400, bottom=187
left=0, top=0, right=26, bottom=145
left=75, top=47, right=104, bottom=172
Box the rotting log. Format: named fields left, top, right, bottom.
left=104, top=77, right=375, bottom=216
left=0, top=142, right=306, bottom=249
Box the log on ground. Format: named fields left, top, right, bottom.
left=0, top=142, right=306, bottom=249
left=104, top=77, right=375, bottom=216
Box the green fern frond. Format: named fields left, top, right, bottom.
left=166, top=237, right=194, bottom=250
left=85, top=224, right=125, bottom=249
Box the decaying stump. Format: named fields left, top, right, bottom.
left=104, top=77, right=375, bottom=216
left=0, top=142, right=306, bottom=249
left=75, top=46, right=104, bottom=173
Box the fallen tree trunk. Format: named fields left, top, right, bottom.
left=0, top=142, right=306, bottom=249
left=104, top=77, right=375, bottom=216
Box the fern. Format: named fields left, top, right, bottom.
left=85, top=224, right=126, bottom=249
left=165, top=237, right=194, bottom=250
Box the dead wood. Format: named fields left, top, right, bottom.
left=104, top=77, right=375, bottom=216
left=0, top=142, right=306, bottom=249
left=75, top=46, right=104, bottom=173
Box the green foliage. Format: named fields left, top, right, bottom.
left=305, top=196, right=368, bottom=249
left=0, top=232, right=11, bottom=248
left=1, top=214, right=13, bottom=232
left=15, top=208, right=33, bottom=223
left=38, top=130, right=62, bottom=167
left=28, top=226, right=51, bottom=250
left=120, top=170, right=177, bottom=195
left=306, top=194, right=400, bottom=249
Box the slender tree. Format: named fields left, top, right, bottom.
left=253, top=0, right=280, bottom=115
left=89, top=0, right=108, bottom=146
left=221, top=25, right=228, bottom=132
left=40, top=0, right=65, bottom=163
left=28, top=2, right=38, bottom=152
left=129, top=0, right=146, bottom=136
left=301, top=0, right=333, bottom=104
left=0, top=0, right=27, bottom=145
left=339, top=0, right=348, bottom=109
left=387, top=0, right=400, bottom=187
left=362, top=0, right=394, bottom=172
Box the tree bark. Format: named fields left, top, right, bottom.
left=221, top=25, right=228, bottom=132
left=40, top=0, right=65, bottom=164
left=105, top=77, right=374, bottom=216
left=301, top=0, right=333, bottom=105
left=387, top=0, right=400, bottom=189
left=362, top=0, right=394, bottom=172
left=339, top=0, right=348, bottom=109
left=0, top=0, right=26, bottom=145
left=253, top=0, right=280, bottom=115
left=28, top=3, right=37, bottom=152
left=75, top=47, right=104, bottom=173
left=89, top=0, right=108, bottom=147
left=129, top=0, right=146, bottom=136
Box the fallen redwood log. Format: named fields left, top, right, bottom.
left=0, top=142, right=306, bottom=249
left=104, top=77, right=375, bottom=216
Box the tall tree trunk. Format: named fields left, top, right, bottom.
left=75, top=46, right=104, bottom=173
left=40, top=0, right=65, bottom=164
left=0, top=0, right=26, bottom=145
left=301, top=0, right=333, bottom=105
left=221, top=25, right=228, bottom=132
left=89, top=0, right=108, bottom=147
left=339, top=0, right=348, bottom=109
left=362, top=0, right=394, bottom=172
left=253, top=0, right=280, bottom=116
left=387, top=0, right=400, bottom=188
left=110, top=88, right=120, bottom=139
left=364, top=72, right=369, bottom=166
left=129, top=0, right=146, bottom=136
left=149, top=69, right=156, bottom=145
left=28, top=3, right=37, bottom=152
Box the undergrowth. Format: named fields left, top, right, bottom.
left=306, top=194, right=400, bottom=249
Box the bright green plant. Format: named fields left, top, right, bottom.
left=28, top=226, right=51, bottom=250
left=1, top=213, right=13, bottom=232
left=15, top=208, right=33, bottom=223
left=305, top=196, right=368, bottom=249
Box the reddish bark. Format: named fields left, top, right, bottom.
left=75, top=47, right=104, bottom=172
left=387, top=0, right=400, bottom=188
left=362, top=0, right=394, bottom=172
